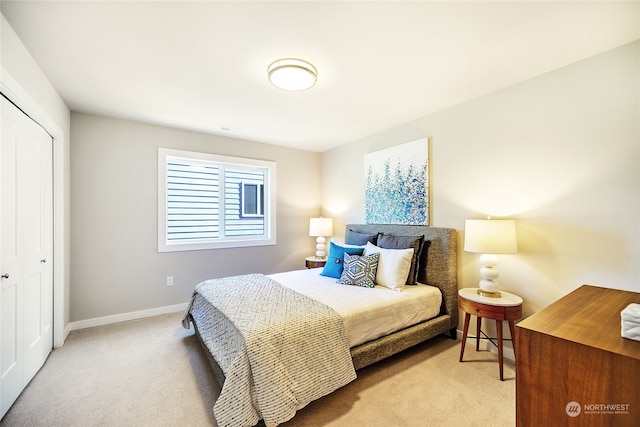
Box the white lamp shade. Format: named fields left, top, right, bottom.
left=464, top=219, right=517, bottom=254
left=309, top=217, right=333, bottom=237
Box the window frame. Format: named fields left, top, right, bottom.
left=158, top=148, right=276, bottom=252
left=240, top=182, right=265, bottom=218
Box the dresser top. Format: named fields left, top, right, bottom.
left=517, top=284, right=640, bottom=360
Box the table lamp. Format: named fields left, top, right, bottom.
left=464, top=218, right=517, bottom=297
left=309, top=217, right=333, bottom=259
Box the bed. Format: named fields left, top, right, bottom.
left=183, top=224, right=458, bottom=427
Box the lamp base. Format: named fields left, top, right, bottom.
left=315, top=236, right=326, bottom=258
left=477, top=288, right=502, bottom=298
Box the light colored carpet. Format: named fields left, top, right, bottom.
left=1, top=312, right=515, bottom=427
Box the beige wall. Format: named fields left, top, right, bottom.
left=322, top=41, right=640, bottom=326
left=70, top=113, right=321, bottom=321
left=4, top=4, right=638, bottom=333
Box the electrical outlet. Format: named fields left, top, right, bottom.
left=166, top=276, right=173, bottom=286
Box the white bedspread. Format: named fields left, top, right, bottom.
left=269, top=268, right=442, bottom=347
left=186, top=274, right=356, bottom=427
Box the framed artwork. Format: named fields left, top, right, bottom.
left=365, top=138, right=429, bottom=225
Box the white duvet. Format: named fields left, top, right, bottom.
left=269, top=268, right=442, bottom=347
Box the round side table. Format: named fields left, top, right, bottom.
left=305, top=256, right=326, bottom=269
left=458, top=288, right=523, bottom=381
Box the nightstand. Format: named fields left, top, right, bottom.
left=305, top=256, right=326, bottom=269
left=458, top=288, right=523, bottom=380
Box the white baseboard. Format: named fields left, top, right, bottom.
left=68, top=303, right=188, bottom=332
left=456, top=329, right=516, bottom=362
left=59, top=324, right=72, bottom=348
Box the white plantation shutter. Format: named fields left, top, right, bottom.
left=158, top=148, right=276, bottom=252
left=166, top=160, right=220, bottom=242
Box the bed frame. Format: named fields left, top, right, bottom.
left=345, top=224, right=458, bottom=369
left=191, top=224, right=458, bottom=384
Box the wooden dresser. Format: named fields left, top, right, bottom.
left=516, top=285, right=640, bottom=427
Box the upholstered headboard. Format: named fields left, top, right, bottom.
left=345, top=224, right=458, bottom=327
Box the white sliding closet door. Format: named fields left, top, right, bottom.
left=1, top=95, right=53, bottom=418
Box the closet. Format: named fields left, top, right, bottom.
left=1, top=94, right=53, bottom=418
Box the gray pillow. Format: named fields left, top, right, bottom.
left=345, top=229, right=378, bottom=246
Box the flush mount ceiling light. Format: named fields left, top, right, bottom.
left=267, top=58, right=317, bottom=91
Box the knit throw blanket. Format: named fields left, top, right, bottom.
left=184, top=274, right=356, bottom=427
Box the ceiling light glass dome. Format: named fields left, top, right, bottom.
left=268, top=58, right=317, bottom=91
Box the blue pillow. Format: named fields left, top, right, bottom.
left=320, top=242, right=365, bottom=279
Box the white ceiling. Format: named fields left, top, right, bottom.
left=2, top=1, right=638, bottom=152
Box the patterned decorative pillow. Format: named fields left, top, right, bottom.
left=337, top=252, right=380, bottom=288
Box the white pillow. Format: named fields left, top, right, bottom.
left=364, top=242, right=414, bottom=291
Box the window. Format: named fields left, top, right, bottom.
left=241, top=182, right=264, bottom=217
left=158, top=148, right=276, bottom=252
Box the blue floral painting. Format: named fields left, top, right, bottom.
left=365, top=138, right=429, bottom=225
